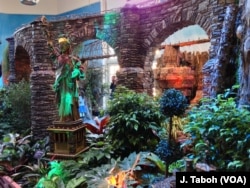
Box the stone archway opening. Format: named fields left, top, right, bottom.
left=14, top=46, right=31, bottom=83
left=153, top=25, right=210, bottom=104
left=77, top=39, right=119, bottom=114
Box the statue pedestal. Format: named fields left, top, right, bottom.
left=47, top=119, right=88, bottom=158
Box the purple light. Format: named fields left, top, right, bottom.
left=126, top=0, right=160, bottom=8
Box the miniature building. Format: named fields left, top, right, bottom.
left=47, top=119, right=88, bottom=158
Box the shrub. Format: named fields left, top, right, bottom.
left=0, top=80, right=31, bottom=136
left=182, top=93, right=250, bottom=171
left=159, top=88, right=188, bottom=118
left=154, top=139, right=183, bottom=165
left=158, top=88, right=188, bottom=176
left=106, top=86, right=165, bottom=159
left=159, top=88, right=188, bottom=142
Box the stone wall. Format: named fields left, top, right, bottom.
left=203, top=5, right=239, bottom=97
left=8, top=0, right=240, bottom=139
left=238, top=0, right=250, bottom=106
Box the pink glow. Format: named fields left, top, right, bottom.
left=126, top=0, right=160, bottom=8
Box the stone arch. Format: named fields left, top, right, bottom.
left=7, top=1, right=240, bottom=140
left=151, top=24, right=210, bottom=102
left=46, top=14, right=120, bottom=55
left=136, top=2, right=237, bottom=97
left=14, top=46, right=31, bottom=82
left=78, top=38, right=118, bottom=113
left=143, top=21, right=209, bottom=98
left=144, top=22, right=210, bottom=50
left=143, top=22, right=196, bottom=49
left=10, top=22, right=58, bottom=139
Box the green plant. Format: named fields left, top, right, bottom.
left=0, top=132, right=51, bottom=187
left=159, top=88, right=188, bottom=142
left=35, top=161, right=87, bottom=188
left=182, top=93, right=250, bottom=171
left=105, top=152, right=141, bottom=188
left=154, top=139, right=183, bottom=169
left=143, top=152, right=166, bottom=174
left=78, top=139, right=114, bottom=168
left=79, top=67, right=109, bottom=114
left=0, top=80, right=31, bottom=135
left=0, top=88, right=11, bottom=139
left=106, top=86, right=165, bottom=159
left=84, top=152, right=165, bottom=188
left=159, top=88, right=188, bottom=176
left=2, top=44, right=10, bottom=85
left=0, top=133, right=32, bottom=165
left=168, top=159, right=185, bottom=173
left=77, top=159, right=117, bottom=188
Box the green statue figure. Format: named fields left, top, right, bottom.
left=50, top=36, right=85, bottom=122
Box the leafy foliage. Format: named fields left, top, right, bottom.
left=105, top=152, right=141, bottom=187
left=0, top=133, right=32, bottom=163
left=159, top=88, right=188, bottom=118
left=158, top=88, right=188, bottom=176
left=79, top=67, right=109, bottom=114
left=2, top=44, right=10, bottom=85
left=159, top=88, right=188, bottom=142
left=163, top=115, right=185, bottom=141
left=78, top=138, right=114, bottom=169
left=168, top=159, right=185, bottom=173
left=0, top=80, right=31, bottom=136
left=82, top=152, right=166, bottom=188
left=78, top=159, right=117, bottom=188
left=182, top=93, right=250, bottom=171
left=106, top=86, right=165, bottom=159
left=35, top=161, right=87, bottom=188
left=0, top=133, right=51, bottom=187
left=154, top=139, right=183, bottom=165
